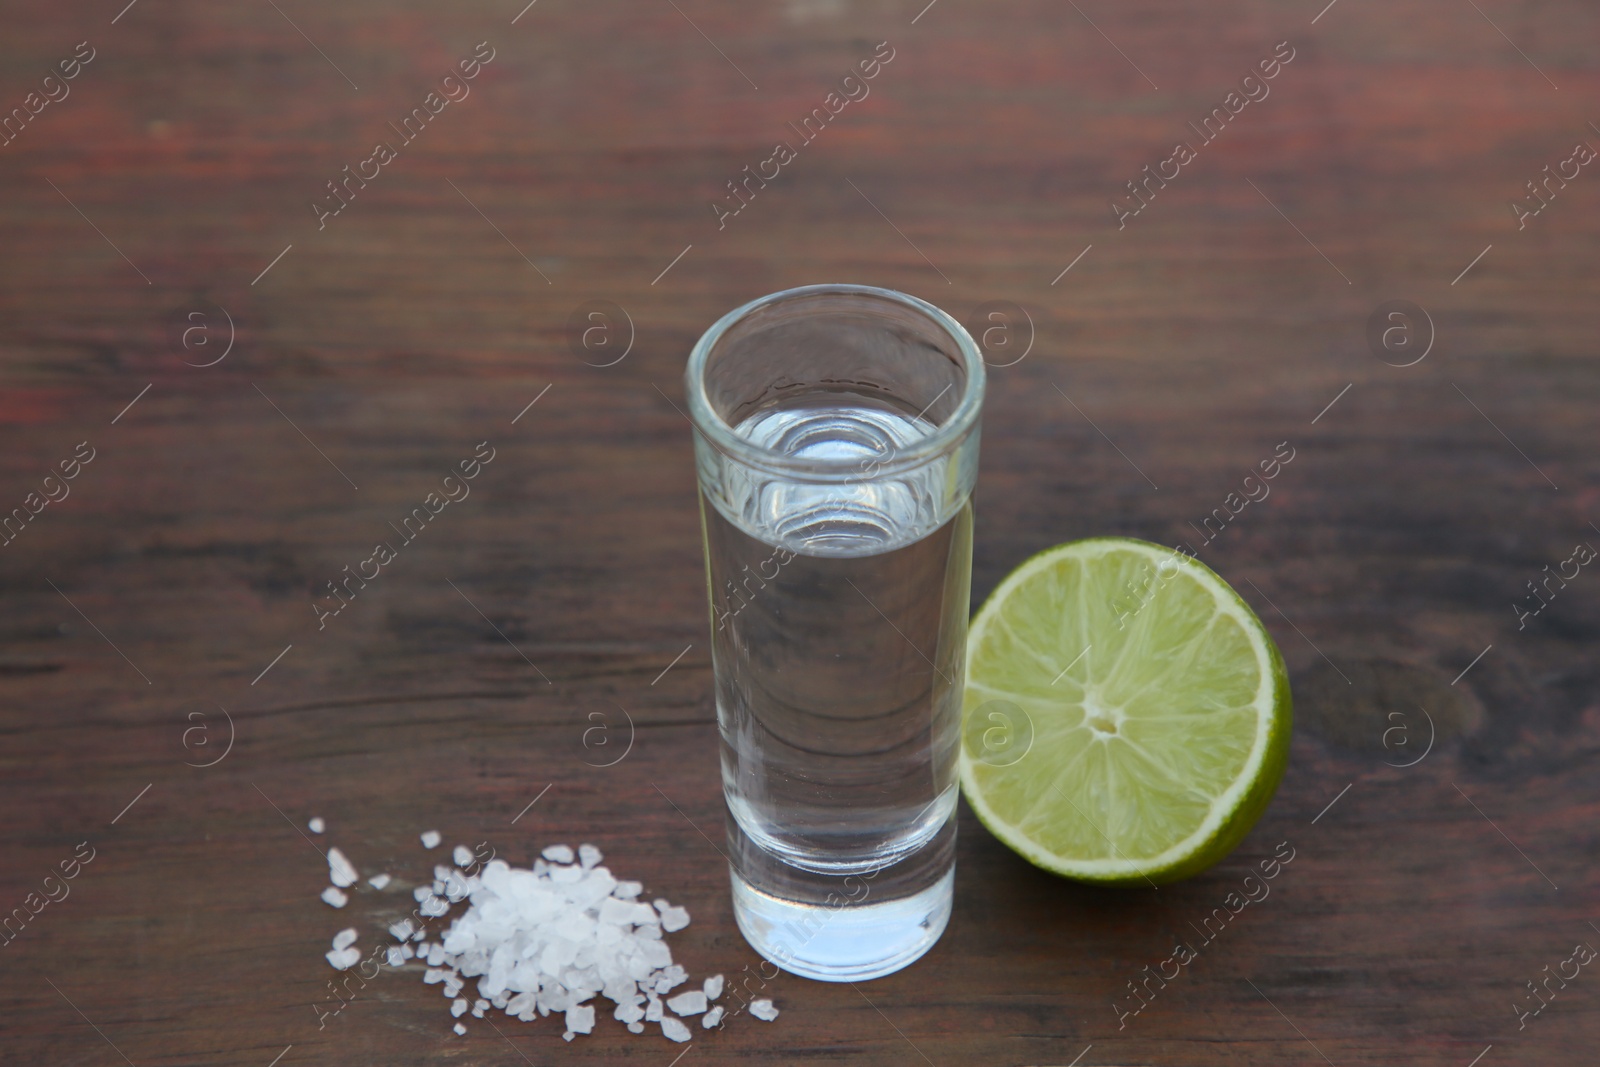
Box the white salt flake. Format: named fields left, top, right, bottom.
left=750, top=998, right=779, bottom=1021
left=352, top=838, right=727, bottom=1042
left=667, top=990, right=707, bottom=1016
left=331, top=928, right=358, bottom=951
left=325, top=946, right=360, bottom=970
left=327, top=847, right=358, bottom=888
left=453, top=1022, right=466, bottom=1036
left=368, top=873, right=391, bottom=890
left=420, top=830, right=442, bottom=849
left=308, top=817, right=325, bottom=834
left=320, top=886, right=348, bottom=908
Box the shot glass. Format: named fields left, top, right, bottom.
left=685, top=283, right=985, bottom=981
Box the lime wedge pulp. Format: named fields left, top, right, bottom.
left=959, top=537, right=1292, bottom=885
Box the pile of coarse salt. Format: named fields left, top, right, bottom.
left=314, top=822, right=778, bottom=1042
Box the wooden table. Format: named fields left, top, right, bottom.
left=2, top=0, right=1595, bottom=1063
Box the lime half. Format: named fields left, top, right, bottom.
left=960, top=537, right=1291, bottom=885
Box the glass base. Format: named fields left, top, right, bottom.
left=725, top=814, right=955, bottom=982
left=731, top=864, right=953, bottom=981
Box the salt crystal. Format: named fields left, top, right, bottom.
left=320, top=886, right=348, bottom=908
left=331, top=928, right=358, bottom=951
left=325, top=946, right=360, bottom=970
left=453, top=1022, right=466, bottom=1036
left=308, top=817, right=325, bottom=834
left=598, top=897, right=638, bottom=926
left=368, top=873, right=391, bottom=890
left=327, top=847, right=358, bottom=888
left=749, top=998, right=779, bottom=1021
left=667, top=990, right=707, bottom=1016
left=338, top=838, right=762, bottom=1042
left=420, top=830, right=442, bottom=849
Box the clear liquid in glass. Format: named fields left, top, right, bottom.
left=703, top=393, right=970, bottom=980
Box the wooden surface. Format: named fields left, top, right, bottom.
left=2, top=0, right=1598, bottom=1064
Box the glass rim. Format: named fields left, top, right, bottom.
left=684, top=283, right=986, bottom=478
